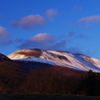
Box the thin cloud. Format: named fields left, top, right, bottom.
left=1, top=40, right=13, bottom=46
left=0, top=26, right=10, bottom=41
left=66, top=47, right=83, bottom=54
left=11, top=15, right=45, bottom=29
left=68, top=31, right=75, bottom=37
left=46, top=9, right=58, bottom=17
left=74, top=5, right=82, bottom=10
left=0, top=38, right=23, bottom=46
left=76, top=34, right=88, bottom=39
left=67, top=31, right=88, bottom=40
left=14, top=38, right=23, bottom=43
left=52, top=39, right=67, bottom=50
left=78, top=15, right=100, bottom=23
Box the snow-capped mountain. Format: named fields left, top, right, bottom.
left=8, top=49, right=100, bottom=72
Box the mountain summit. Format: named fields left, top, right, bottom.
left=8, top=49, right=100, bottom=72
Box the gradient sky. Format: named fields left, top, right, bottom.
left=0, top=0, right=100, bottom=59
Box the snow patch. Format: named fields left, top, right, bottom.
left=16, top=57, right=55, bottom=65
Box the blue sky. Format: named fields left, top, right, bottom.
left=0, top=0, right=100, bottom=59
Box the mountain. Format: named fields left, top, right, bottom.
left=8, top=49, right=100, bottom=73
left=0, top=53, right=10, bottom=61
left=0, top=53, right=28, bottom=93
left=1, top=50, right=100, bottom=95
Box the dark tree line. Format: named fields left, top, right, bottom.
left=79, top=70, right=100, bottom=96
left=18, top=67, right=100, bottom=96
left=0, top=62, right=100, bottom=96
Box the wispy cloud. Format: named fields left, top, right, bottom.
left=76, top=34, right=88, bottom=39
left=66, top=47, right=83, bottom=54
left=46, top=9, right=58, bottom=17
left=67, top=31, right=75, bottom=37
left=0, top=38, right=23, bottom=46
left=0, top=26, right=10, bottom=41
left=52, top=39, right=67, bottom=50
left=78, top=15, right=100, bottom=23
left=74, top=5, right=82, bottom=10
left=11, top=15, right=45, bottom=29
left=1, top=40, right=13, bottom=46
left=14, top=38, right=23, bottom=43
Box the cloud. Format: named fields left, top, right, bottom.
left=0, top=38, right=23, bottom=46
left=0, top=26, right=10, bottom=41
left=18, top=33, right=67, bottom=50
left=30, top=33, right=54, bottom=43
left=67, top=31, right=75, bottom=37
left=66, top=47, right=83, bottom=54
left=14, top=38, right=23, bottom=43
left=1, top=40, right=13, bottom=46
left=0, top=27, right=23, bottom=46
left=65, top=31, right=88, bottom=41
left=46, top=9, right=58, bottom=17
left=18, top=31, right=87, bottom=51
left=52, top=39, right=67, bottom=50
left=76, top=34, right=88, bottom=39
left=18, top=33, right=54, bottom=49
left=11, top=9, right=59, bottom=29
left=74, top=5, right=82, bottom=10
left=78, top=15, right=100, bottom=23
left=11, top=15, right=45, bottom=29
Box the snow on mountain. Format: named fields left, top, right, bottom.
left=16, top=57, right=55, bottom=65
left=8, top=49, right=100, bottom=72
left=41, top=50, right=100, bottom=72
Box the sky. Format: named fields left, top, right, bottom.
left=0, top=0, right=100, bottom=59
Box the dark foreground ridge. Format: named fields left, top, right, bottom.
left=0, top=94, right=100, bottom=100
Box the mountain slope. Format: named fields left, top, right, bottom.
left=7, top=49, right=41, bottom=59
left=0, top=53, right=10, bottom=61
left=0, top=54, right=27, bottom=93
left=8, top=49, right=100, bottom=72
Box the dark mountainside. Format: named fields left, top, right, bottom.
left=0, top=53, right=10, bottom=61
